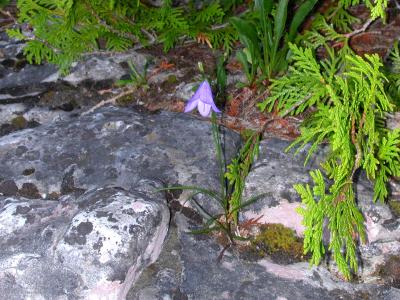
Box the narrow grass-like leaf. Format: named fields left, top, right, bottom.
left=230, top=17, right=259, bottom=50
left=230, top=193, right=268, bottom=215
left=289, top=0, right=318, bottom=42
left=155, top=186, right=222, bottom=202
left=272, top=0, right=289, bottom=53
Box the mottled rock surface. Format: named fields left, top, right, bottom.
left=126, top=138, right=400, bottom=299
left=0, top=106, right=240, bottom=213
left=127, top=213, right=400, bottom=300
left=0, top=187, right=169, bottom=299
left=0, top=106, right=241, bottom=299
left=0, top=31, right=148, bottom=99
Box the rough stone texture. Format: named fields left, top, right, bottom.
left=0, top=52, right=148, bottom=100
left=0, top=30, right=149, bottom=101
left=0, top=187, right=169, bottom=299
left=127, top=213, right=399, bottom=300
left=0, top=104, right=72, bottom=137
left=0, top=106, right=241, bottom=298
left=0, top=64, right=57, bottom=96
left=242, top=138, right=400, bottom=282
left=0, top=106, right=240, bottom=213
left=62, top=52, right=149, bottom=86
left=240, top=138, right=326, bottom=235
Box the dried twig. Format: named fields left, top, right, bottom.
left=82, top=86, right=137, bottom=116
left=344, top=18, right=374, bottom=39
left=0, top=9, right=16, bottom=22
left=0, top=8, right=17, bottom=32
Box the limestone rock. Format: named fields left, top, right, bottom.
left=0, top=106, right=240, bottom=213
left=127, top=212, right=398, bottom=300
left=0, top=105, right=241, bottom=298
left=0, top=187, right=169, bottom=299
left=62, top=52, right=149, bottom=87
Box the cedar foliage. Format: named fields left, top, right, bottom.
left=260, top=43, right=400, bottom=278
left=257, top=1, right=398, bottom=279
left=6, top=0, right=389, bottom=74
left=7, top=0, right=240, bottom=73
left=339, top=0, right=388, bottom=19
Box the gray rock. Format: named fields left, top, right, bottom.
left=0, top=104, right=71, bottom=131
left=0, top=43, right=24, bottom=60
left=0, top=105, right=243, bottom=298
left=174, top=81, right=201, bottom=101
left=0, top=45, right=150, bottom=101
left=0, top=187, right=169, bottom=299
left=0, top=64, right=57, bottom=97
left=62, top=51, right=149, bottom=86
left=128, top=212, right=397, bottom=300
left=241, top=137, right=400, bottom=282
left=240, top=138, right=326, bottom=235
left=0, top=103, right=27, bottom=123
left=0, top=106, right=240, bottom=213
left=0, top=104, right=244, bottom=298
left=387, top=112, right=400, bottom=130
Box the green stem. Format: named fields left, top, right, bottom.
left=211, top=112, right=227, bottom=203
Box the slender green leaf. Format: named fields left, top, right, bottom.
left=254, top=0, right=273, bottom=16
left=273, top=0, right=289, bottom=51
left=230, top=17, right=259, bottom=51
left=230, top=193, right=268, bottom=215
left=289, top=0, right=318, bottom=41
left=155, top=186, right=222, bottom=202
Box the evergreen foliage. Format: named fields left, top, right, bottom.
left=386, top=41, right=400, bottom=106
left=326, top=3, right=360, bottom=32
left=225, top=132, right=260, bottom=225
left=339, top=0, right=388, bottom=19
left=260, top=43, right=400, bottom=278
left=299, top=11, right=353, bottom=49
left=8, top=0, right=240, bottom=73
left=6, top=0, right=391, bottom=74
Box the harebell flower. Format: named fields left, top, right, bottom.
left=156, top=79, right=262, bottom=252
left=184, top=81, right=221, bottom=117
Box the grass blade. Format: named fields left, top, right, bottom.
left=273, top=0, right=289, bottom=50
left=288, top=0, right=318, bottom=42
left=211, top=112, right=227, bottom=199
left=230, top=193, right=268, bottom=215
left=230, top=17, right=259, bottom=50
left=155, top=185, right=223, bottom=202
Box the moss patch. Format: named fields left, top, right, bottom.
left=388, top=200, right=400, bottom=217
left=251, top=223, right=305, bottom=264
left=11, top=115, right=27, bottom=129
left=167, top=74, right=177, bottom=84
left=116, top=94, right=135, bottom=105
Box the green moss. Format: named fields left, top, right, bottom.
left=116, top=94, right=134, bottom=105
left=389, top=200, right=400, bottom=217
left=251, top=223, right=305, bottom=263
left=11, top=115, right=27, bottom=129
left=167, top=74, right=178, bottom=84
